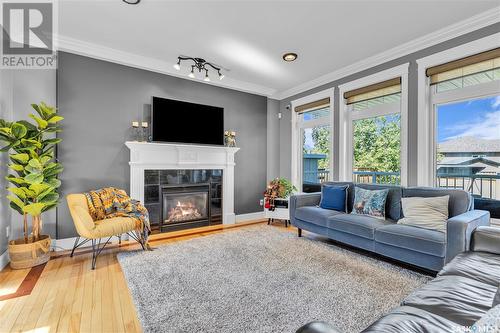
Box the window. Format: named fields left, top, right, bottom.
left=344, top=76, right=405, bottom=185
left=428, top=48, right=500, bottom=202
left=291, top=91, right=334, bottom=192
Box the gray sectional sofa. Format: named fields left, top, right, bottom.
left=296, top=226, right=500, bottom=333
left=289, top=182, right=491, bottom=272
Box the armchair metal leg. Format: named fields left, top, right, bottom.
left=90, top=236, right=112, bottom=270
left=70, top=236, right=80, bottom=257
left=298, top=228, right=302, bottom=237
left=126, top=231, right=146, bottom=251
left=70, top=236, right=90, bottom=257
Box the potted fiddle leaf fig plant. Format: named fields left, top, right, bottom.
left=0, top=102, right=63, bottom=269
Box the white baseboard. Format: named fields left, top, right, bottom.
left=52, top=213, right=264, bottom=251
left=235, top=211, right=265, bottom=223
left=0, top=249, right=10, bottom=271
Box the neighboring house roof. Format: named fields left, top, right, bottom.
left=438, top=137, right=500, bottom=153
left=438, top=156, right=500, bottom=175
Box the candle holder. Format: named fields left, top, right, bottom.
left=132, top=121, right=141, bottom=141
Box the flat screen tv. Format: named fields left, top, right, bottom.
left=152, top=97, right=224, bottom=145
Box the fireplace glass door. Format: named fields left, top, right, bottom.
left=161, top=184, right=211, bottom=228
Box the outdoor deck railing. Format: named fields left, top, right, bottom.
left=305, top=170, right=499, bottom=200
left=437, top=174, right=499, bottom=200
left=353, top=171, right=401, bottom=185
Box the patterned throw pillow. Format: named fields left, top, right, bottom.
left=351, top=187, right=389, bottom=219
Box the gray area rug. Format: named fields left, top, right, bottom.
left=117, top=225, right=431, bottom=333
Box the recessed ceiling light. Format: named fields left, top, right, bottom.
left=283, top=53, right=298, bottom=62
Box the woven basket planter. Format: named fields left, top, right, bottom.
left=8, top=235, right=51, bottom=269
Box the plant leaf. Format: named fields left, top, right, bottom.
left=29, top=114, right=48, bottom=129
left=10, top=153, right=29, bottom=164
left=8, top=164, right=24, bottom=172
left=17, top=120, right=37, bottom=132
left=43, top=164, right=63, bottom=178
left=8, top=187, right=26, bottom=199
left=28, top=158, right=42, bottom=169
left=23, top=203, right=45, bottom=216
left=10, top=201, right=24, bottom=215
left=39, top=192, right=58, bottom=203
left=21, top=138, right=42, bottom=149
left=45, top=178, right=61, bottom=188
left=7, top=195, right=25, bottom=209
left=41, top=202, right=57, bottom=213
left=47, top=115, right=63, bottom=124
left=24, top=172, right=44, bottom=184
left=42, top=138, right=62, bottom=146
left=6, top=175, right=25, bottom=185
left=29, top=183, right=51, bottom=196
left=11, top=123, right=27, bottom=139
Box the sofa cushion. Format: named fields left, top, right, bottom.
left=319, top=184, right=348, bottom=212
left=403, top=187, right=472, bottom=218
left=351, top=187, right=389, bottom=219
left=402, top=275, right=497, bottom=326
left=294, top=206, right=343, bottom=227
left=328, top=214, right=393, bottom=240
left=361, top=306, right=457, bottom=333
left=375, top=224, right=446, bottom=257
left=438, top=251, right=500, bottom=286
left=397, top=196, right=449, bottom=233
left=355, top=183, right=402, bottom=221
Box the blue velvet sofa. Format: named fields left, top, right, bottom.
left=289, top=182, right=490, bottom=271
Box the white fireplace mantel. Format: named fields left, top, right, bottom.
left=125, top=141, right=240, bottom=224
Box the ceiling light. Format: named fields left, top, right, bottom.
left=175, top=56, right=225, bottom=82
left=204, top=71, right=211, bottom=82
left=283, top=52, right=298, bottom=62
left=122, top=0, right=141, bottom=4
left=173, top=60, right=181, bottom=70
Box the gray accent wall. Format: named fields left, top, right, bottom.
left=266, top=98, right=280, bottom=181
left=277, top=23, right=500, bottom=185
left=57, top=52, right=267, bottom=239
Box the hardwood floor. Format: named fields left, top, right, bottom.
left=0, top=219, right=273, bottom=333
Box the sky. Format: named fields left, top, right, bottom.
left=437, top=95, right=500, bottom=143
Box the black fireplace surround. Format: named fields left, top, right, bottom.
left=144, top=169, right=223, bottom=232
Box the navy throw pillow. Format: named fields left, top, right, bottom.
left=319, top=185, right=348, bottom=212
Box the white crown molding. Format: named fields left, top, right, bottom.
left=56, top=35, right=277, bottom=97
left=273, top=7, right=500, bottom=100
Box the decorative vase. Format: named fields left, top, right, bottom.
left=8, top=235, right=51, bottom=269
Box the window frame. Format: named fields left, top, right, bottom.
left=338, top=63, right=409, bottom=186
left=291, top=88, right=335, bottom=191
left=416, top=32, right=500, bottom=186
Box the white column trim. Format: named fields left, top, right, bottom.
left=338, top=63, right=410, bottom=185
left=416, top=32, right=500, bottom=186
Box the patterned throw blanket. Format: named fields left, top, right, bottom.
left=84, top=187, right=152, bottom=250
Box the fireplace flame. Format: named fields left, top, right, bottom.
left=167, top=200, right=203, bottom=222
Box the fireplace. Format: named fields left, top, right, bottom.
left=143, top=169, right=223, bottom=232
left=162, top=184, right=210, bottom=229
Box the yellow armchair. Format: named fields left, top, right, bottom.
left=66, top=194, right=146, bottom=269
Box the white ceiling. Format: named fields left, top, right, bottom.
left=58, top=1, right=500, bottom=98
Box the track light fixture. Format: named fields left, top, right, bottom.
left=173, top=56, right=226, bottom=82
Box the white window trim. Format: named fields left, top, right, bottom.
left=416, top=32, right=500, bottom=186
left=291, top=88, right=335, bottom=191
left=338, top=63, right=409, bottom=186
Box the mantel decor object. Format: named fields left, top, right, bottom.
left=224, top=130, right=236, bottom=147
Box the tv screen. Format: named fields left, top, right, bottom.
left=152, top=97, right=224, bottom=145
